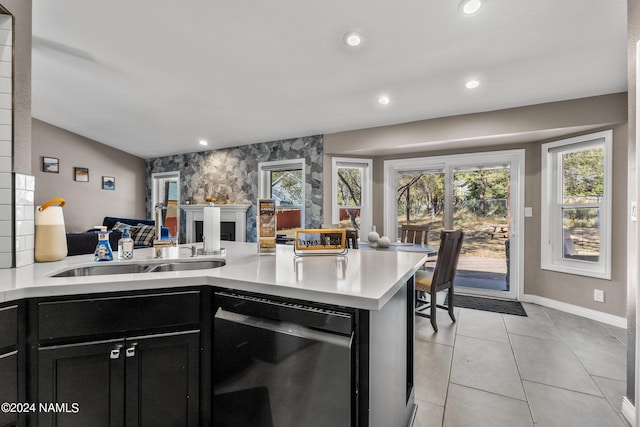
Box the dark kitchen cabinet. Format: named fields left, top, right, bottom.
left=0, top=352, right=19, bottom=427
left=38, top=332, right=199, bottom=427
left=38, top=339, right=125, bottom=427
left=125, top=331, right=200, bottom=427
left=34, top=290, right=203, bottom=427
left=0, top=304, right=23, bottom=427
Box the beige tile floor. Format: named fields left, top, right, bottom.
left=412, top=302, right=630, bottom=427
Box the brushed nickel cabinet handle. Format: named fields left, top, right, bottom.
left=110, top=344, right=123, bottom=359
left=126, top=343, right=138, bottom=358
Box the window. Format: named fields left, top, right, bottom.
left=258, top=159, right=305, bottom=237
left=331, top=158, right=372, bottom=238
left=541, top=130, right=612, bottom=279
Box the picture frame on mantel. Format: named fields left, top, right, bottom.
left=74, top=167, right=89, bottom=182
left=43, top=156, right=59, bottom=173
left=102, top=176, right=115, bottom=190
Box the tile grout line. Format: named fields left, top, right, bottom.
left=515, top=308, right=623, bottom=417
left=448, top=380, right=529, bottom=403
left=421, top=304, right=627, bottom=427
left=522, top=377, right=617, bottom=400
left=439, top=308, right=461, bottom=426
left=503, top=313, right=537, bottom=426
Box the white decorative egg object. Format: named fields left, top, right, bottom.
left=378, top=236, right=391, bottom=248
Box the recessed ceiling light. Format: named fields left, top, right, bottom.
left=460, top=0, right=482, bottom=15
left=465, top=80, right=480, bottom=89
left=199, top=139, right=208, bottom=146
left=344, top=32, right=362, bottom=47
left=378, top=95, right=390, bottom=105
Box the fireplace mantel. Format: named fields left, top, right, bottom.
left=181, top=204, right=251, bottom=243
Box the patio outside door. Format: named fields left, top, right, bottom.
left=452, top=164, right=512, bottom=297
left=384, top=149, right=524, bottom=300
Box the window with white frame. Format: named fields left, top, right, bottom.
left=541, top=130, right=612, bottom=279
left=258, top=159, right=305, bottom=236
left=331, top=158, right=372, bottom=239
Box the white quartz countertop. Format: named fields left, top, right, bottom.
left=0, top=241, right=428, bottom=310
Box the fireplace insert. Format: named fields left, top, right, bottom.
left=195, top=221, right=235, bottom=242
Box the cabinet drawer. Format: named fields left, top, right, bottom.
left=38, top=291, right=200, bottom=341
left=0, top=305, right=18, bottom=349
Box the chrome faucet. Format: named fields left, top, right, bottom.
left=153, top=204, right=178, bottom=258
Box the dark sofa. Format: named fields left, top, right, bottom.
left=66, top=216, right=155, bottom=256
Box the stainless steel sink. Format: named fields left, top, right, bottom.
left=51, top=259, right=226, bottom=277
left=145, top=260, right=226, bottom=273
left=51, top=263, right=150, bottom=277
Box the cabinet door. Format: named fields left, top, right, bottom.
left=125, top=331, right=199, bottom=427
left=38, top=339, right=126, bottom=427
left=0, top=351, right=18, bottom=427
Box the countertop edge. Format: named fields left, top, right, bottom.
left=0, top=242, right=427, bottom=310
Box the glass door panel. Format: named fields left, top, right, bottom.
left=452, top=166, right=510, bottom=292
left=385, top=150, right=522, bottom=300
left=396, top=170, right=445, bottom=248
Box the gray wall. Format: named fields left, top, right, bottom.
left=146, top=135, right=323, bottom=242
left=31, top=119, right=147, bottom=231
left=324, top=93, right=628, bottom=318
left=627, top=0, right=639, bottom=407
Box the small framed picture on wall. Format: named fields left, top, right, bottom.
left=74, top=167, right=89, bottom=182
left=43, top=156, right=59, bottom=173
left=102, top=176, right=115, bottom=190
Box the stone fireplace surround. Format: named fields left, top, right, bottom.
left=146, top=135, right=323, bottom=243
left=181, top=204, right=251, bottom=243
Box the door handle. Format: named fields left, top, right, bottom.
left=110, top=344, right=123, bottom=359
left=126, top=343, right=138, bottom=358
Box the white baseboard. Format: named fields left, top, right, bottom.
left=621, top=396, right=635, bottom=426
left=521, top=294, right=627, bottom=329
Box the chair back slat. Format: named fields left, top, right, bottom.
left=346, top=229, right=358, bottom=249
left=400, top=224, right=429, bottom=245
left=430, top=230, right=464, bottom=291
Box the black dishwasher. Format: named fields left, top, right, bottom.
left=213, top=290, right=355, bottom=427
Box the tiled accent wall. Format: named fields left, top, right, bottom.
left=146, top=135, right=323, bottom=242
left=0, top=15, right=11, bottom=268
left=14, top=173, right=33, bottom=266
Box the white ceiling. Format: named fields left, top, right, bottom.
left=31, top=0, right=628, bottom=159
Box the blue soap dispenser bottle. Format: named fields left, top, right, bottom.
left=94, top=226, right=114, bottom=262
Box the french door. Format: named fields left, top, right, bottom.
left=384, top=150, right=524, bottom=300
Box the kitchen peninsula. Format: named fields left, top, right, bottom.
left=0, top=241, right=426, bottom=427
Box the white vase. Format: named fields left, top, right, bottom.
left=367, top=226, right=380, bottom=246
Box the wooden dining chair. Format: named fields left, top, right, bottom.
left=321, top=224, right=358, bottom=249
left=400, top=224, right=429, bottom=245
left=414, top=230, right=464, bottom=332
left=345, top=229, right=358, bottom=249
left=401, top=224, right=433, bottom=264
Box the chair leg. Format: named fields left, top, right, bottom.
left=430, top=288, right=438, bottom=332
left=415, top=290, right=428, bottom=310
left=447, top=287, right=456, bottom=323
